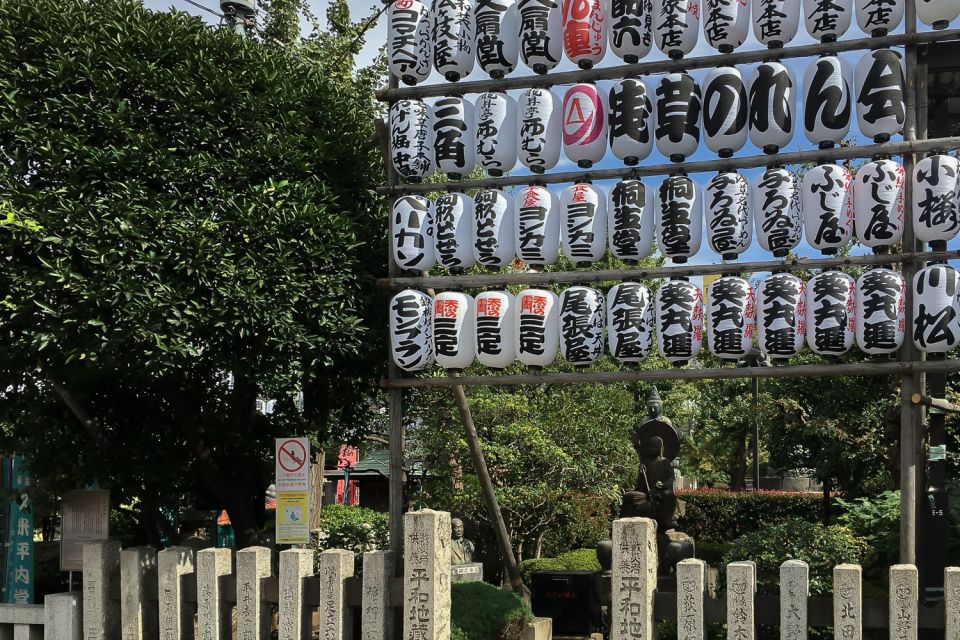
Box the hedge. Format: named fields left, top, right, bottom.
left=451, top=581, right=532, bottom=640
left=519, top=548, right=601, bottom=584
left=678, top=490, right=823, bottom=543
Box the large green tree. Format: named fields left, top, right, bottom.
left=0, top=0, right=386, bottom=546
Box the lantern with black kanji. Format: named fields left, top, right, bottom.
left=518, top=88, right=562, bottom=173
left=801, top=163, right=853, bottom=254
left=752, top=0, right=801, bottom=47
left=518, top=0, right=563, bottom=73
left=752, top=167, right=802, bottom=256
left=390, top=99, right=435, bottom=180
left=609, top=79, right=654, bottom=165
left=855, top=268, right=905, bottom=354
left=433, top=0, right=476, bottom=81
left=563, top=83, right=608, bottom=168
left=707, top=276, right=755, bottom=359
left=655, top=73, right=701, bottom=162
left=855, top=0, right=902, bottom=34
left=433, top=291, right=476, bottom=370
left=806, top=270, right=855, bottom=356
left=390, top=289, right=435, bottom=371
left=916, top=0, right=959, bottom=28
left=705, top=172, right=752, bottom=259
left=515, top=185, right=560, bottom=266
left=803, top=0, right=851, bottom=41
left=388, top=0, right=433, bottom=85
left=515, top=289, right=560, bottom=366
left=608, top=179, right=655, bottom=263
left=562, top=0, right=607, bottom=68
left=559, top=286, right=606, bottom=365
left=475, top=91, right=518, bottom=176
left=475, top=291, right=517, bottom=368
left=433, top=97, right=476, bottom=179
left=912, top=264, right=960, bottom=353
left=656, top=174, right=703, bottom=263
left=475, top=0, right=519, bottom=79
left=392, top=195, right=436, bottom=271
left=702, top=66, right=748, bottom=158
left=656, top=279, right=703, bottom=363
left=435, top=192, right=477, bottom=271
left=757, top=272, right=806, bottom=359
left=912, top=154, right=960, bottom=245
left=561, top=182, right=607, bottom=265
left=607, top=282, right=654, bottom=362
left=748, top=61, right=795, bottom=154
left=703, top=0, right=749, bottom=52
left=652, top=0, right=700, bottom=59
left=855, top=49, right=905, bottom=143
left=473, top=188, right=516, bottom=268
left=803, top=55, right=853, bottom=148
left=853, top=158, right=904, bottom=249
left=609, top=0, right=653, bottom=62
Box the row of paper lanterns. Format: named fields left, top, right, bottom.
left=389, top=0, right=957, bottom=83
left=390, top=49, right=904, bottom=179
left=393, top=155, right=959, bottom=271
left=389, top=263, right=960, bottom=372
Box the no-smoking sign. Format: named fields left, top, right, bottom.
left=275, top=437, right=310, bottom=491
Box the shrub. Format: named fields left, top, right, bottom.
left=721, top=519, right=869, bottom=595
left=835, top=490, right=900, bottom=567
left=519, top=548, right=601, bottom=584
left=678, top=490, right=823, bottom=543
left=452, top=581, right=532, bottom=640
left=313, top=505, right=388, bottom=555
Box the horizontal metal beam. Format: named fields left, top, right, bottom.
left=377, top=29, right=960, bottom=102
left=378, top=137, right=960, bottom=195
left=377, top=249, right=960, bottom=290
left=381, top=359, right=960, bottom=388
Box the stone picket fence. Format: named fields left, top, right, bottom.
left=0, top=512, right=955, bottom=639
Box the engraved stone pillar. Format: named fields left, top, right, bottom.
left=362, top=550, right=394, bottom=640
left=888, top=565, right=917, bottom=640
left=403, top=509, right=452, bottom=640
left=236, top=546, right=272, bottom=640
left=83, top=540, right=121, bottom=640
left=676, top=559, right=705, bottom=640
left=279, top=549, right=314, bottom=640
left=197, top=548, right=233, bottom=640
left=726, top=561, right=756, bottom=640
left=121, top=547, right=157, bottom=640
left=318, top=549, right=355, bottom=640
left=946, top=567, right=960, bottom=640
left=611, top=517, right=657, bottom=640
left=833, top=564, right=862, bottom=640
left=780, top=560, right=808, bottom=640
left=157, top=547, right=195, bottom=640
left=45, top=592, right=82, bottom=640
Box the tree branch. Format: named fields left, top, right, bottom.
left=50, top=380, right=106, bottom=445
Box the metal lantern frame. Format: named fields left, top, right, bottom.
left=376, top=8, right=960, bottom=576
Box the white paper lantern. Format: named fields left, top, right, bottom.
left=388, top=0, right=433, bottom=86
left=392, top=195, right=436, bottom=270
left=475, top=0, right=520, bottom=78
left=433, top=97, right=476, bottom=179
left=656, top=174, right=703, bottom=263
left=803, top=55, right=853, bottom=148
left=607, top=282, right=655, bottom=362
left=705, top=172, right=752, bottom=259
left=855, top=0, right=903, bottom=34
left=916, top=0, right=959, bottom=28
left=435, top=193, right=477, bottom=271
left=853, top=159, right=904, bottom=248
left=390, top=100, right=435, bottom=181
left=801, top=163, right=853, bottom=254
left=803, top=0, right=851, bottom=41
left=704, top=0, right=750, bottom=52
left=609, top=179, right=656, bottom=263
left=475, top=91, right=517, bottom=176
left=433, top=291, right=476, bottom=369
left=433, top=0, right=476, bottom=81
left=563, top=83, right=608, bottom=169
left=518, top=0, right=564, bottom=73
left=656, top=279, right=704, bottom=363
left=752, top=167, right=802, bottom=256
left=702, top=67, right=748, bottom=158
left=912, top=154, right=960, bottom=245
left=561, top=182, right=607, bottom=265
left=748, top=61, right=795, bottom=154
left=609, top=79, right=655, bottom=165
left=752, top=0, right=801, bottom=47
left=806, top=270, right=855, bottom=356
left=390, top=289, right=435, bottom=371
left=757, top=272, right=806, bottom=358
left=475, top=291, right=517, bottom=368
left=855, top=49, right=905, bottom=143
left=609, top=0, right=654, bottom=62
left=855, top=268, right=905, bottom=354
left=913, top=264, right=960, bottom=353
left=518, top=88, right=561, bottom=174
left=473, top=189, right=516, bottom=268
left=515, top=289, right=560, bottom=366
left=515, top=185, right=560, bottom=266
left=707, top=276, right=755, bottom=359
left=559, top=286, right=606, bottom=365
left=562, top=0, right=608, bottom=68
left=655, top=73, right=702, bottom=162
left=653, top=0, right=700, bottom=58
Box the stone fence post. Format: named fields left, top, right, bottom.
left=610, top=517, right=657, bottom=640
left=196, top=548, right=232, bottom=640
left=120, top=547, right=157, bottom=640
left=45, top=593, right=82, bottom=640
left=403, top=510, right=452, bottom=640
left=83, top=540, right=121, bottom=640
left=279, top=549, right=314, bottom=640
left=780, top=560, right=808, bottom=640
left=158, top=547, right=195, bottom=640
left=362, top=550, right=394, bottom=640
left=833, top=564, right=862, bottom=640
left=236, top=546, right=272, bottom=640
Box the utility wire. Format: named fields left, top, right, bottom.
left=181, top=0, right=223, bottom=18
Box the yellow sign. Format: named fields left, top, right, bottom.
left=276, top=491, right=310, bottom=544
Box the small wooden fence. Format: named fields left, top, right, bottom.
left=0, top=511, right=954, bottom=639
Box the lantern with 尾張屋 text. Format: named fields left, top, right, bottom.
left=607, top=282, right=654, bottom=363
left=559, top=286, right=606, bottom=365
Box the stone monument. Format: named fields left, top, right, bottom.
left=450, top=518, right=483, bottom=583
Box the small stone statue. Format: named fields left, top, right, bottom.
left=451, top=518, right=475, bottom=565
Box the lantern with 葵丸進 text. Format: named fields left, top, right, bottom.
left=656, top=279, right=703, bottom=363
left=855, top=268, right=905, bottom=354
left=757, top=272, right=806, bottom=359
left=390, top=289, right=435, bottom=371
left=433, top=291, right=477, bottom=370
left=707, top=276, right=755, bottom=359
left=805, top=270, right=855, bottom=356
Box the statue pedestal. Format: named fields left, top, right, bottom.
left=451, top=562, right=484, bottom=583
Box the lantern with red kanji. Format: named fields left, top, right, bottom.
left=433, top=291, right=476, bottom=370
left=475, top=291, right=517, bottom=368
left=515, top=289, right=560, bottom=367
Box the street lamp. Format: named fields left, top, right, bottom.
left=737, top=347, right=770, bottom=491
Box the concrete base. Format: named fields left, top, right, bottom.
left=523, top=617, right=552, bottom=640
left=450, top=562, right=483, bottom=583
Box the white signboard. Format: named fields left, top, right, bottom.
left=275, top=438, right=311, bottom=544
left=60, top=490, right=110, bottom=572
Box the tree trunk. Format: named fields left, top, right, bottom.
left=822, top=479, right=833, bottom=526
left=731, top=431, right=748, bottom=491
left=534, top=530, right=546, bottom=559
